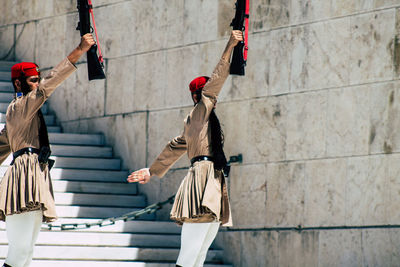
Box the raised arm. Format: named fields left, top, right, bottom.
left=191, top=30, right=243, bottom=124
left=20, top=34, right=95, bottom=121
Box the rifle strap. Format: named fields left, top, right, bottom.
left=87, top=0, right=104, bottom=64
left=38, top=109, right=50, bottom=148
left=244, top=0, right=249, bottom=61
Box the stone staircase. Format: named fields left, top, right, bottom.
left=0, top=61, right=230, bottom=266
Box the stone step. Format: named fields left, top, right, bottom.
left=0, top=102, right=48, bottom=114
left=0, top=72, right=10, bottom=81
left=50, top=144, right=112, bottom=158
left=55, top=205, right=155, bottom=220
left=52, top=180, right=138, bottom=195
left=0, top=245, right=224, bottom=262
left=49, top=168, right=129, bottom=182
left=0, top=92, right=15, bottom=102
left=0, top=167, right=129, bottom=183
left=51, top=156, right=121, bottom=170
left=0, top=113, right=55, bottom=125
left=0, top=123, right=61, bottom=133
left=54, top=192, right=146, bottom=208
left=49, top=132, right=104, bottom=145
left=27, top=261, right=232, bottom=267
left=1, top=156, right=121, bottom=170
left=0, top=81, right=13, bottom=92
left=0, top=61, right=16, bottom=72
left=0, top=230, right=181, bottom=248
left=0, top=220, right=180, bottom=234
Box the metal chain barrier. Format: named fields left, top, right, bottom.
left=43, top=195, right=175, bottom=231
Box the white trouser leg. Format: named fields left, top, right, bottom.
left=22, top=210, right=42, bottom=267
left=5, top=210, right=43, bottom=267
left=176, top=222, right=220, bottom=267
left=193, top=222, right=220, bottom=267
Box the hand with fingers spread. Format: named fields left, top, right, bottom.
left=127, top=168, right=152, bottom=184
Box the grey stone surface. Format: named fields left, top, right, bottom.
left=269, top=28, right=291, bottom=96
left=349, top=10, right=395, bottom=85
left=246, top=96, right=287, bottom=162
left=304, top=159, right=347, bottom=227
left=252, top=0, right=290, bottom=31
left=278, top=231, right=319, bottom=267
left=95, top=2, right=137, bottom=59
left=35, top=16, right=68, bottom=68
left=266, top=162, right=305, bottom=227
left=346, top=155, right=388, bottom=226
left=326, top=86, right=370, bottom=157
left=318, top=229, right=363, bottom=267
left=241, top=231, right=279, bottom=267
left=289, top=17, right=351, bottom=92
left=369, top=81, right=400, bottom=154
left=286, top=91, right=327, bottom=160
left=0, top=25, right=14, bottom=61
left=306, top=18, right=351, bottom=90
left=183, top=0, right=218, bottom=45
left=105, top=55, right=137, bottom=115
left=362, top=229, right=393, bottom=266
left=387, top=154, right=400, bottom=225
left=229, top=164, right=267, bottom=228
left=15, top=22, right=36, bottom=62
left=290, top=0, right=331, bottom=25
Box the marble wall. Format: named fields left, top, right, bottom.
left=1, top=0, right=400, bottom=266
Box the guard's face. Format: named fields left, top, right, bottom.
left=26, top=75, right=40, bottom=91
left=191, top=89, right=202, bottom=105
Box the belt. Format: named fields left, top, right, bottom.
left=190, top=156, right=214, bottom=166
left=11, top=147, right=40, bottom=165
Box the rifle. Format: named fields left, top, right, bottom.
left=230, top=0, right=249, bottom=76
left=76, top=0, right=106, bottom=80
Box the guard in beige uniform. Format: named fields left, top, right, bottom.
left=128, top=30, right=243, bottom=267
left=0, top=33, right=95, bottom=267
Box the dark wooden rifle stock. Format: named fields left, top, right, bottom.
left=230, top=0, right=247, bottom=76
left=77, top=0, right=105, bottom=80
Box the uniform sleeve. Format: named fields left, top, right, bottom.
left=149, top=134, right=187, bottom=178
left=0, top=127, right=11, bottom=165
left=190, top=58, right=230, bottom=124
left=20, top=58, right=77, bottom=121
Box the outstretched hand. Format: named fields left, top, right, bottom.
left=127, top=168, right=151, bottom=184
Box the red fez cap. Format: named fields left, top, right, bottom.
left=11, top=62, right=40, bottom=79
left=189, top=76, right=210, bottom=92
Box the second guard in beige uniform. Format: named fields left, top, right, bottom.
left=128, top=30, right=243, bottom=267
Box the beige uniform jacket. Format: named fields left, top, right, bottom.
left=0, top=58, right=76, bottom=222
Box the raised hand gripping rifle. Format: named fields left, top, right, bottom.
left=230, top=0, right=249, bottom=76
left=76, top=0, right=106, bottom=80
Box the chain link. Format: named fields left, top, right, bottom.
left=43, top=195, right=175, bottom=231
